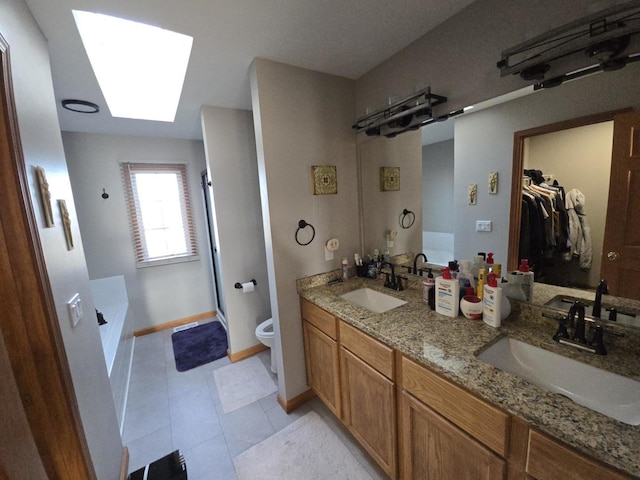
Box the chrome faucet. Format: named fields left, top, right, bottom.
left=412, top=253, right=428, bottom=275
left=592, top=279, right=609, bottom=318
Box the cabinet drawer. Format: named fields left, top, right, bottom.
left=526, top=429, right=629, bottom=480
left=340, top=321, right=394, bottom=380
left=300, top=298, right=337, bottom=339
left=402, top=356, right=509, bottom=457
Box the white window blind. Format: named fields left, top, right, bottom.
left=121, top=162, right=198, bottom=266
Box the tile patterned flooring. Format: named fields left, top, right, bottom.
left=123, top=322, right=388, bottom=480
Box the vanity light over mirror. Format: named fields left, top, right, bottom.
left=357, top=60, right=640, bottom=315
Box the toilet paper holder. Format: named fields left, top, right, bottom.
left=234, top=279, right=257, bottom=289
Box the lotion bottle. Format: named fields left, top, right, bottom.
left=435, top=267, right=460, bottom=318
left=518, top=259, right=534, bottom=302
left=483, top=273, right=502, bottom=327
left=483, top=273, right=511, bottom=327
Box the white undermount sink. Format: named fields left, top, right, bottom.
left=476, top=337, right=640, bottom=425
left=340, top=288, right=407, bottom=314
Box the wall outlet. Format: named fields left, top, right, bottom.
left=325, top=246, right=334, bottom=261
left=476, top=220, right=492, bottom=232
left=67, top=293, right=83, bottom=327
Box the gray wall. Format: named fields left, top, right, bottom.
left=0, top=0, right=122, bottom=477
left=63, top=132, right=216, bottom=330
left=422, top=139, right=454, bottom=233
left=251, top=59, right=358, bottom=400
left=201, top=106, right=271, bottom=354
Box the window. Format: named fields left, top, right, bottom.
left=121, top=163, right=198, bottom=267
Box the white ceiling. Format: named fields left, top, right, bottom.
left=24, top=0, right=477, bottom=140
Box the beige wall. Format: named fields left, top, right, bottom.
left=0, top=0, right=122, bottom=477
left=250, top=59, right=358, bottom=400
left=201, top=106, right=272, bottom=354
left=524, top=122, right=614, bottom=287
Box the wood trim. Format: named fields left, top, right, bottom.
left=119, top=447, right=129, bottom=480
left=133, top=310, right=217, bottom=336
left=507, top=108, right=632, bottom=271
left=0, top=35, right=95, bottom=479
left=227, top=343, right=267, bottom=363
left=394, top=350, right=405, bottom=480
left=277, top=389, right=316, bottom=414
left=507, top=416, right=530, bottom=480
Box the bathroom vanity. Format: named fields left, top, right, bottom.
left=298, top=273, right=640, bottom=479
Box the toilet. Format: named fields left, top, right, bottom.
left=255, top=318, right=277, bottom=374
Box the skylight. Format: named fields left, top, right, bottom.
left=72, top=10, right=193, bottom=122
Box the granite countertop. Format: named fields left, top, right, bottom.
left=297, top=273, right=640, bottom=478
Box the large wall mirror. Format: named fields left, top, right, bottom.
left=358, top=60, right=640, bottom=302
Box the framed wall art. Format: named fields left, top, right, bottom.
left=311, top=165, right=337, bottom=195
left=380, top=166, right=400, bottom=191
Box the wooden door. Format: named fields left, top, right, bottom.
left=302, top=321, right=341, bottom=417
left=601, top=112, right=640, bottom=300
left=341, top=347, right=397, bottom=478
left=402, top=391, right=506, bottom=480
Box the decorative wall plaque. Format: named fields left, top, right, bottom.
left=58, top=199, right=74, bottom=250
left=380, top=167, right=400, bottom=191
left=35, top=166, right=54, bottom=227
left=488, top=171, right=498, bottom=194
left=312, top=166, right=337, bottom=195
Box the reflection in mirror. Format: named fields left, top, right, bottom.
left=516, top=116, right=614, bottom=290
left=359, top=60, right=640, bottom=310
left=421, top=120, right=454, bottom=266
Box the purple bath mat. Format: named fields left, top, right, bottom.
left=171, top=321, right=228, bottom=372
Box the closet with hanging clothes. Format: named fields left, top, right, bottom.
left=520, top=169, right=591, bottom=288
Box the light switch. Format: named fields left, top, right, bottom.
left=67, top=293, right=83, bottom=327
left=476, top=220, right=492, bottom=232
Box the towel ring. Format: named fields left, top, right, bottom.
left=400, top=208, right=415, bottom=229
left=295, top=219, right=315, bottom=246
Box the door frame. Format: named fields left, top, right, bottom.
left=0, top=34, right=96, bottom=479
left=507, top=108, right=631, bottom=272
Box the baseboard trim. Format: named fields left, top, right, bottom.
left=227, top=343, right=268, bottom=363
left=134, top=310, right=217, bottom=337
left=120, top=446, right=129, bottom=480
left=277, top=389, right=315, bottom=413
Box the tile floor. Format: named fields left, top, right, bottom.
left=122, top=320, right=388, bottom=480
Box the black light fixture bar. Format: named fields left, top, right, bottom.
left=533, top=52, right=640, bottom=90
left=352, top=86, right=447, bottom=135
left=497, top=1, right=640, bottom=78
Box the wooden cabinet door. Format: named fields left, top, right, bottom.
left=341, top=347, right=397, bottom=478
left=302, top=321, right=341, bottom=417
left=402, top=391, right=506, bottom=480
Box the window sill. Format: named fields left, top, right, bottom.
left=136, top=254, right=200, bottom=268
